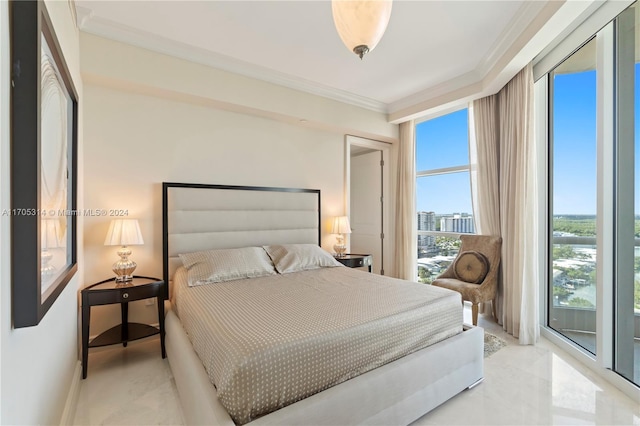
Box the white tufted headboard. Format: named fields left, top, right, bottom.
left=162, top=183, right=321, bottom=297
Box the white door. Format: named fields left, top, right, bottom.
left=350, top=149, right=383, bottom=274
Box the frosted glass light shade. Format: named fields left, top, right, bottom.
left=332, top=0, right=393, bottom=59
left=104, top=219, right=144, bottom=246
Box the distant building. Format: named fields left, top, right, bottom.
left=440, top=213, right=475, bottom=233
left=417, top=211, right=437, bottom=256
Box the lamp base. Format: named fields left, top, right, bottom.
left=113, top=246, right=136, bottom=283
left=334, top=244, right=347, bottom=258
left=41, top=249, right=56, bottom=276
left=334, top=234, right=347, bottom=258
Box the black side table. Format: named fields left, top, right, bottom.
left=81, top=275, right=166, bottom=379
left=335, top=254, right=373, bottom=272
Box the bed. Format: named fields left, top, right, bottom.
left=162, top=182, right=484, bottom=425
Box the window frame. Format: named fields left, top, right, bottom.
left=415, top=106, right=474, bottom=241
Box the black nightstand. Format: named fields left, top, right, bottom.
left=81, top=276, right=166, bottom=379
left=335, top=254, right=373, bottom=272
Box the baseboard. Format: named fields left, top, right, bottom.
left=59, top=361, right=81, bottom=425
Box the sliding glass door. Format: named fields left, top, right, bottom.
left=544, top=3, right=640, bottom=387
left=548, top=38, right=598, bottom=355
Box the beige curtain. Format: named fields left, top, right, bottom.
left=469, top=97, right=501, bottom=236
left=395, top=121, right=417, bottom=280
left=469, top=96, right=501, bottom=317
left=469, top=64, right=539, bottom=344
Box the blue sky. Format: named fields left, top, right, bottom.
left=552, top=70, right=597, bottom=215
left=416, top=66, right=640, bottom=216
left=554, top=66, right=640, bottom=215
left=416, top=109, right=472, bottom=214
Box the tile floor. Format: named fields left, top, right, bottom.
left=73, top=308, right=640, bottom=425
left=73, top=340, right=184, bottom=425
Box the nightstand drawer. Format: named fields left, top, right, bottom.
left=335, top=254, right=373, bottom=272
left=354, top=258, right=366, bottom=267
left=84, top=281, right=162, bottom=306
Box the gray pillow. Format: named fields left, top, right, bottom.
left=179, top=247, right=276, bottom=286
left=263, top=244, right=342, bottom=274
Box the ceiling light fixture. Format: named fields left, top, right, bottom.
left=332, top=0, right=393, bottom=60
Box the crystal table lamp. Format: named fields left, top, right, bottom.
left=104, top=219, right=144, bottom=283
left=331, top=216, right=351, bottom=258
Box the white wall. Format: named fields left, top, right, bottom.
left=0, top=1, right=83, bottom=424
left=81, top=34, right=398, bottom=334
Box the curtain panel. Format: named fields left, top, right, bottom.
left=395, top=121, right=417, bottom=281
left=470, top=64, right=539, bottom=344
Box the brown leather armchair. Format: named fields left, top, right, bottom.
left=432, top=234, right=502, bottom=326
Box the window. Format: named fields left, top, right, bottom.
left=415, top=108, right=474, bottom=284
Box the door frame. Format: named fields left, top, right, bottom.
left=345, top=135, right=393, bottom=275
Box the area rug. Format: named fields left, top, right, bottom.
left=484, top=332, right=507, bottom=358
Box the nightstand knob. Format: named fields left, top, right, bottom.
left=123, top=293, right=129, bottom=299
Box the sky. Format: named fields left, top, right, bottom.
left=416, top=64, right=640, bottom=217
left=554, top=65, right=640, bottom=215
left=552, top=69, right=597, bottom=215
left=416, top=109, right=472, bottom=214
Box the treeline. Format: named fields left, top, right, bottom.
left=554, top=216, right=640, bottom=237
left=553, top=217, right=596, bottom=236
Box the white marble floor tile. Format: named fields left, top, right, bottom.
left=73, top=310, right=639, bottom=425
left=73, top=337, right=184, bottom=426
left=413, top=311, right=640, bottom=426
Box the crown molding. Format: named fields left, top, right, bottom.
left=475, top=1, right=547, bottom=77
left=388, top=0, right=577, bottom=122
left=75, top=1, right=582, bottom=124
left=75, top=6, right=388, bottom=114
left=387, top=69, right=482, bottom=118
left=387, top=1, right=548, bottom=121
left=67, top=0, right=78, bottom=29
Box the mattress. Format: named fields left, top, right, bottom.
left=173, top=266, right=463, bottom=425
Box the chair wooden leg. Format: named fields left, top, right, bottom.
left=491, top=298, right=497, bottom=321
left=471, top=303, right=479, bottom=326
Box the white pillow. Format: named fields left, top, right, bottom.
left=263, top=244, right=342, bottom=274
left=179, top=247, right=276, bottom=286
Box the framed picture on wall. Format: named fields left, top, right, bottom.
left=10, top=1, right=78, bottom=328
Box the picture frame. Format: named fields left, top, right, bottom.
left=10, top=1, right=78, bottom=328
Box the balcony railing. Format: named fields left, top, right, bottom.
left=550, top=235, right=640, bottom=345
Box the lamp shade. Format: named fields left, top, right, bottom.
left=332, top=0, right=393, bottom=59
left=331, top=216, right=352, bottom=234
left=104, top=219, right=144, bottom=246
left=41, top=218, right=62, bottom=249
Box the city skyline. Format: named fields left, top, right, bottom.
left=417, top=211, right=475, bottom=232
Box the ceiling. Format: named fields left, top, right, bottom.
left=75, top=1, right=584, bottom=119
